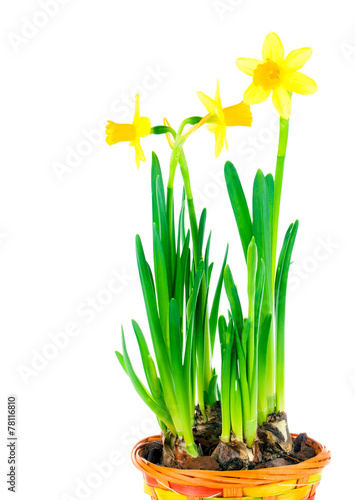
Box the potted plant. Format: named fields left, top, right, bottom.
left=107, top=32, right=330, bottom=499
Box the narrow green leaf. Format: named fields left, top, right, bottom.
left=153, top=223, right=170, bottom=343
left=275, top=223, right=294, bottom=297
left=197, top=208, right=207, bottom=264
left=223, top=264, right=243, bottom=336
left=135, top=235, right=181, bottom=430
left=218, top=315, right=227, bottom=349
left=121, top=327, right=176, bottom=432
left=157, top=179, right=172, bottom=293
left=209, top=245, right=229, bottom=353
left=258, top=313, right=272, bottom=425
left=225, top=161, right=253, bottom=260
left=208, top=373, right=219, bottom=409
left=131, top=320, right=163, bottom=402
left=253, top=170, right=272, bottom=312
left=253, top=170, right=274, bottom=413
left=219, top=316, right=233, bottom=441
left=184, top=261, right=205, bottom=418
left=207, top=263, right=214, bottom=287
left=169, top=299, right=198, bottom=455
left=173, top=231, right=190, bottom=320
left=254, top=259, right=265, bottom=342
left=151, top=152, right=164, bottom=229
left=204, top=231, right=212, bottom=277
left=115, top=351, right=127, bottom=374
left=275, top=220, right=299, bottom=412
left=242, top=318, right=251, bottom=360
left=247, top=238, right=257, bottom=387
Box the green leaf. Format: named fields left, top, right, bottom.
left=204, top=231, right=212, bottom=277
left=157, top=178, right=172, bottom=293
left=151, top=152, right=165, bottom=229
left=120, top=327, right=176, bottom=432
left=218, top=315, right=227, bottom=349
left=219, top=317, right=233, bottom=442
left=247, top=238, right=258, bottom=303
left=173, top=231, right=190, bottom=320
left=254, top=259, right=265, bottom=341
left=153, top=224, right=170, bottom=344
left=185, top=261, right=205, bottom=362
left=131, top=320, right=162, bottom=402
left=209, top=245, right=229, bottom=353
left=184, top=261, right=205, bottom=416
left=169, top=299, right=183, bottom=376
left=115, top=350, right=127, bottom=374
left=275, top=223, right=295, bottom=299
left=224, top=264, right=243, bottom=337
left=135, top=235, right=181, bottom=429
left=208, top=373, right=219, bottom=408
left=176, top=190, right=186, bottom=256
left=136, top=235, right=162, bottom=348
left=253, top=170, right=272, bottom=313
left=258, top=313, right=272, bottom=425
left=225, top=161, right=253, bottom=260
left=275, top=220, right=299, bottom=412
left=207, top=263, right=214, bottom=287
left=197, top=208, right=207, bottom=264
left=169, top=299, right=198, bottom=454
left=242, top=318, right=251, bottom=359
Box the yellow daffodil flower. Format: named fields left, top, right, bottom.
left=105, top=94, right=151, bottom=168
left=236, top=32, right=318, bottom=119
left=197, top=80, right=252, bottom=157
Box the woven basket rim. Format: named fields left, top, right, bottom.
left=132, top=433, right=331, bottom=488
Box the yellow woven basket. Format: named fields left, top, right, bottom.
left=132, top=434, right=330, bottom=500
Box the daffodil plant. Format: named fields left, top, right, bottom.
left=109, top=32, right=317, bottom=465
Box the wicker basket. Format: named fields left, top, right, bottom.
left=132, top=434, right=330, bottom=500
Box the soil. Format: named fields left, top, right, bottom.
left=142, top=410, right=317, bottom=471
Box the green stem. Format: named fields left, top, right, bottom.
left=177, top=116, right=203, bottom=137
left=179, top=151, right=199, bottom=268
left=150, top=125, right=176, bottom=138
left=166, top=187, right=175, bottom=278
left=272, top=117, right=289, bottom=290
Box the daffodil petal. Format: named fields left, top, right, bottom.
left=134, top=140, right=146, bottom=168
left=243, top=82, right=271, bottom=105
left=283, top=47, right=313, bottom=71
left=224, top=133, right=229, bottom=152
left=262, top=32, right=284, bottom=63
left=215, top=79, right=223, bottom=111
left=133, top=94, right=140, bottom=124
left=272, top=87, right=291, bottom=119
left=283, top=71, right=318, bottom=95
left=215, top=128, right=224, bottom=157
left=236, top=58, right=263, bottom=76
left=197, top=91, right=218, bottom=114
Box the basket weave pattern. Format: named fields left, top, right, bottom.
left=132, top=434, right=330, bottom=500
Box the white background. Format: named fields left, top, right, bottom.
left=1, top=1, right=355, bottom=499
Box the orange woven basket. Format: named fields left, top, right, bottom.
left=132, top=434, right=330, bottom=500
